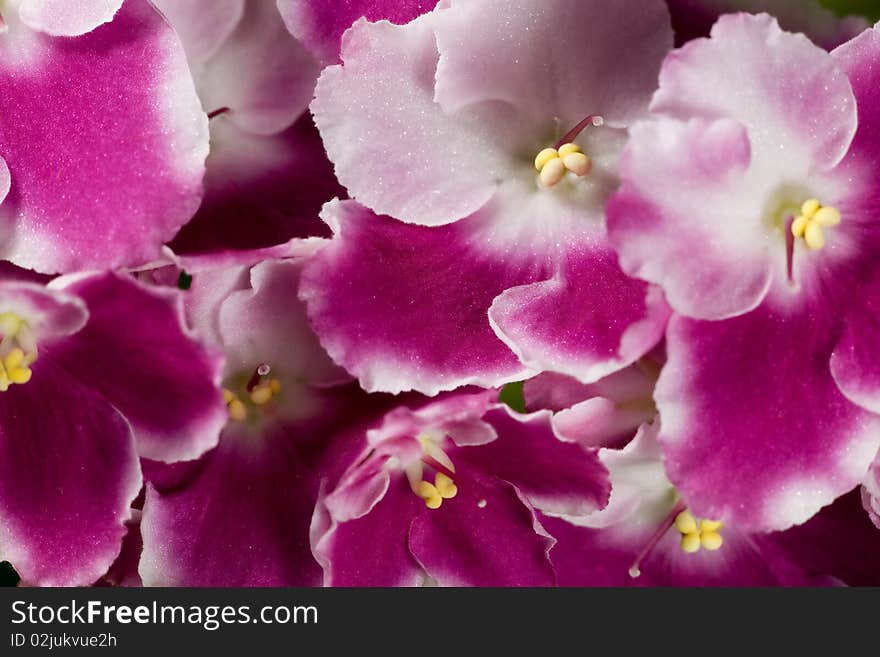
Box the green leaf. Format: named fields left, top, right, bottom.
left=499, top=381, right=526, bottom=413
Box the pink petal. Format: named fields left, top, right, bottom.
left=19, top=0, right=123, bottom=36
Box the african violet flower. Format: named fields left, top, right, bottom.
left=0, top=266, right=226, bottom=586
left=311, top=390, right=610, bottom=586
left=526, top=368, right=880, bottom=585
left=863, top=453, right=880, bottom=529
left=138, top=245, right=399, bottom=586
left=304, top=0, right=673, bottom=395
left=665, top=0, right=868, bottom=48
left=0, top=0, right=208, bottom=272
left=606, top=16, right=880, bottom=532
left=151, top=0, right=341, bottom=254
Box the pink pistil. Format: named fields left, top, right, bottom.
left=628, top=499, right=687, bottom=579
left=207, top=107, right=231, bottom=120
left=553, top=114, right=604, bottom=150
left=785, top=214, right=795, bottom=283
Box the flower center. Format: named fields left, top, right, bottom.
left=533, top=114, right=604, bottom=189
left=0, top=311, right=36, bottom=391
left=628, top=501, right=725, bottom=578
left=405, top=433, right=459, bottom=510
left=223, top=363, right=282, bottom=423
left=673, top=509, right=723, bottom=553
left=790, top=199, right=840, bottom=251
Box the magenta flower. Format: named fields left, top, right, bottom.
left=606, top=16, right=880, bottom=531
left=312, top=390, right=610, bottom=586
left=0, top=268, right=225, bottom=585
left=863, top=452, right=880, bottom=529
left=0, top=0, right=208, bottom=273
left=303, top=0, right=673, bottom=395
left=138, top=247, right=398, bottom=586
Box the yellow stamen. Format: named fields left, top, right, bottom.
left=416, top=481, right=443, bottom=509
left=434, top=472, right=458, bottom=500
left=675, top=508, right=724, bottom=554
left=250, top=384, right=273, bottom=406
left=533, top=142, right=592, bottom=188
left=791, top=198, right=840, bottom=251
left=0, top=313, right=38, bottom=392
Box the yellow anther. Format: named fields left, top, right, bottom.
left=534, top=142, right=592, bottom=188
left=700, top=531, right=723, bottom=551
left=534, top=148, right=559, bottom=171
left=7, top=366, right=31, bottom=384
left=676, top=508, right=724, bottom=554
left=814, top=206, right=841, bottom=227
left=699, top=519, right=722, bottom=533
left=416, top=481, right=443, bottom=509
left=557, top=143, right=581, bottom=158
left=434, top=472, right=458, bottom=500
left=791, top=199, right=840, bottom=251
left=539, top=156, right=566, bottom=187
left=3, top=347, right=24, bottom=370
left=224, top=388, right=248, bottom=422
left=804, top=222, right=825, bottom=250
left=269, top=378, right=282, bottom=394
left=0, top=314, right=38, bottom=392
left=674, top=510, right=698, bottom=535
left=680, top=533, right=701, bottom=553
left=223, top=389, right=235, bottom=404
left=250, top=384, right=273, bottom=406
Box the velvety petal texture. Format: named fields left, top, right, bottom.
left=490, top=245, right=669, bottom=382
left=300, top=200, right=540, bottom=395
left=0, top=0, right=209, bottom=273
left=658, top=307, right=880, bottom=532
left=46, top=272, right=227, bottom=463
left=0, top=360, right=141, bottom=586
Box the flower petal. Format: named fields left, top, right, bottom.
left=0, top=279, right=86, bottom=342
left=0, top=360, right=140, bottom=586
left=299, top=200, right=540, bottom=395
left=452, top=406, right=610, bottom=517
left=277, top=0, right=437, bottom=63
left=19, top=0, right=123, bottom=36
left=196, top=0, right=320, bottom=135
left=311, top=13, right=515, bottom=226
left=409, top=464, right=556, bottom=586
left=831, top=269, right=880, bottom=414
left=314, top=474, right=425, bottom=586
left=433, top=0, right=672, bottom=126
left=46, top=272, right=226, bottom=463
left=652, top=13, right=857, bottom=173
left=0, top=0, right=208, bottom=272
left=151, top=0, right=244, bottom=65
left=658, top=304, right=880, bottom=532
left=490, top=244, right=669, bottom=381
left=140, top=423, right=321, bottom=586
left=607, top=116, right=772, bottom=320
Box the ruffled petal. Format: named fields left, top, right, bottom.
left=652, top=13, right=857, bottom=172
left=0, top=360, right=140, bottom=586
left=314, top=474, right=425, bottom=586
left=140, top=423, right=321, bottom=586
left=490, top=243, right=669, bottom=381
left=46, top=272, right=226, bottom=463
left=299, top=200, right=540, bottom=395
left=409, top=464, right=556, bottom=586
left=0, top=0, right=209, bottom=272
left=658, top=304, right=880, bottom=532
left=451, top=406, right=610, bottom=517
left=19, top=0, right=123, bottom=36
left=0, top=280, right=86, bottom=342
left=277, top=0, right=437, bottom=63
left=607, top=116, right=772, bottom=319
left=433, top=0, right=672, bottom=126
left=311, top=13, right=516, bottom=227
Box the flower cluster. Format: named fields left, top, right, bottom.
left=1, top=0, right=879, bottom=587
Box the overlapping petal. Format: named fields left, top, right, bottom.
left=18, top=0, right=123, bottom=37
